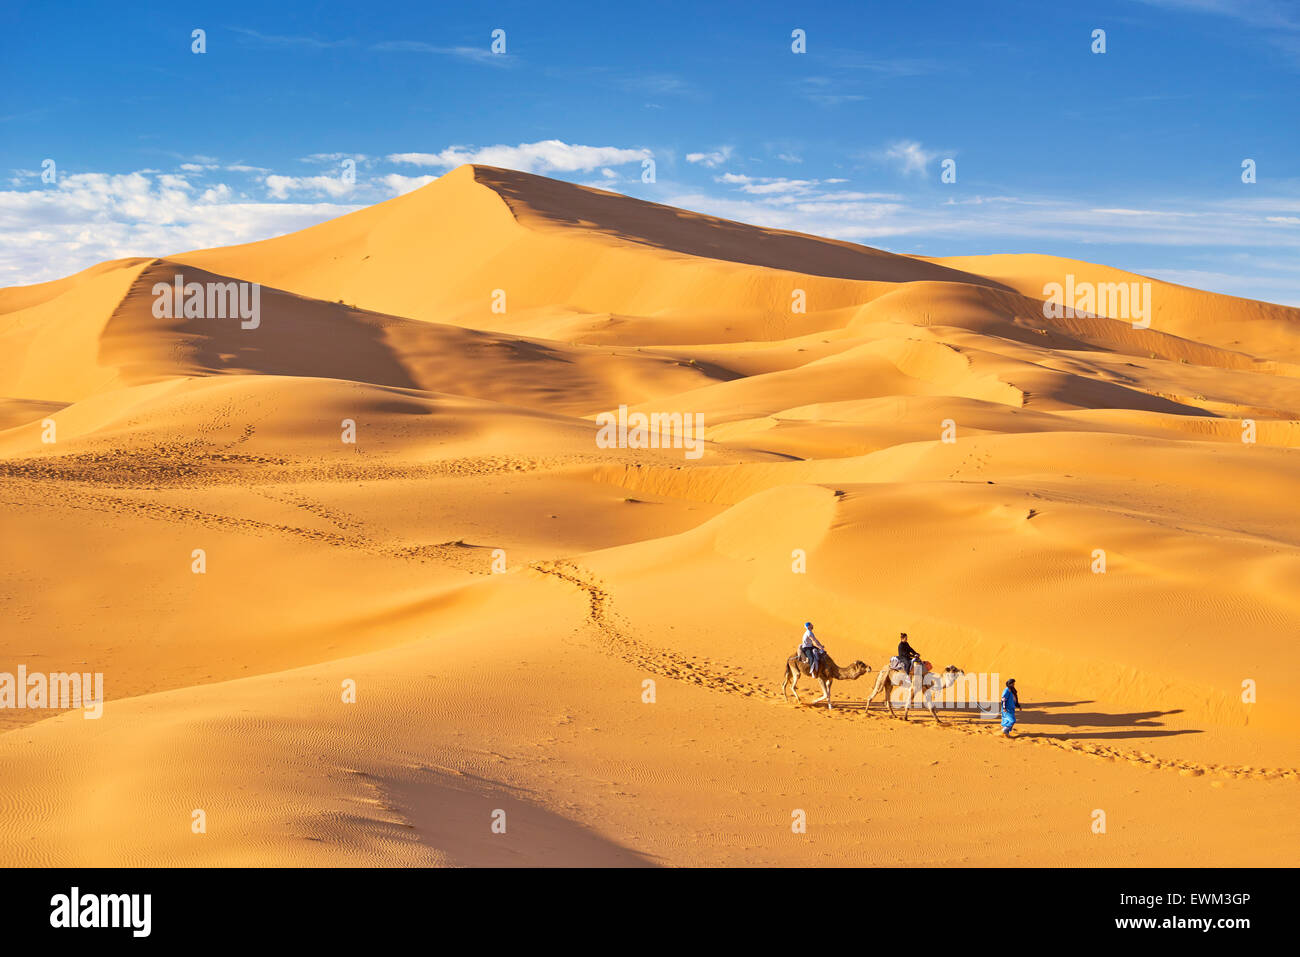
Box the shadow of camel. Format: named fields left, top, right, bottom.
left=1024, top=700, right=1094, bottom=708
left=1011, top=705, right=1204, bottom=741
left=1020, top=708, right=1184, bottom=728
left=1019, top=729, right=1203, bottom=741
left=830, top=698, right=1205, bottom=743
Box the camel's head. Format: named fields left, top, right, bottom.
left=847, top=660, right=871, bottom=678
left=924, top=665, right=965, bottom=689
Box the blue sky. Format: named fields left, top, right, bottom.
left=2, top=0, right=1297, bottom=302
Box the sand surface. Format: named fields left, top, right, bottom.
left=1, top=165, right=1296, bottom=866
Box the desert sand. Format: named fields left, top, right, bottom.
left=0, top=165, right=1296, bottom=866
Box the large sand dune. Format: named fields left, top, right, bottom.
left=1, top=166, right=1296, bottom=866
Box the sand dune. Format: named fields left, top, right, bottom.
left=1, top=165, right=1297, bottom=866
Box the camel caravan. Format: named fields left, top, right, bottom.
left=781, top=624, right=971, bottom=722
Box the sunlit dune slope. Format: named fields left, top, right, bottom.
left=171, top=166, right=1010, bottom=345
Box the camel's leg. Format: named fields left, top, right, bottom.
left=790, top=670, right=801, bottom=703
left=885, top=680, right=896, bottom=718
left=903, top=669, right=922, bottom=721
left=925, top=688, right=942, bottom=723
left=870, top=673, right=893, bottom=715
left=781, top=665, right=790, bottom=701
left=812, top=677, right=831, bottom=708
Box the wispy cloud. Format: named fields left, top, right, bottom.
left=717, top=174, right=815, bottom=197
left=676, top=179, right=1300, bottom=266
left=264, top=174, right=356, bottom=199
left=300, top=153, right=372, bottom=165
left=370, top=41, right=515, bottom=66
left=796, top=77, right=866, bottom=107
left=793, top=53, right=941, bottom=107
left=231, top=31, right=516, bottom=64
left=1136, top=0, right=1300, bottom=65
left=832, top=54, right=945, bottom=78
left=874, top=140, right=940, bottom=176
left=618, top=73, right=693, bottom=96
left=231, top=28, right=352, bottom=49
left=386, top=140, right=650, bottom=174
left=1136, top=0, right=1299, bottom=30
left=686, top=147, right=733, bottom=168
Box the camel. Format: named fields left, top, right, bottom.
left=864, top=663, right=966, bottom=722
left=781, top=653, right=871, bottom=710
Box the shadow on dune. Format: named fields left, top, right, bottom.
left=834, top=699, right=1205, bottom=742
left=1020, top=729, right=1203, bottom=741
left=100, top=261, right=421, bottom=391
left=1016, top=705, right=1204, bottom=741
left=1024, top=700, right=1094, bottom=708
left=90, top=260, right=737, bottom=412
left=382, top=766, right=656, bottom=868
left=474, top=166, right=1015, bottom=289
left=1021, top=707, right=1185, bottom=728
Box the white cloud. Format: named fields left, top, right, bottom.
left=686, top=147, right=733, bottom=168
left=714, top=174, right=865, bottom=199
left=385, top=140, right=650, bottom=173
left=734, top=178, right=814, bottom=196
left=5, top=158, right=1299, bottom=309
left=875, top=140, right=939, bottom=176
left=380, top=173, right=437, bottom=195
left=1131, top=264, right=1300, bottom=306
left=0, top=172, right=359, bottom=286
left=665, top=184, right=1300, bottom=268
left=264, top=174, right=355, bottom=199
left=300, top=153, right=371, bottom=165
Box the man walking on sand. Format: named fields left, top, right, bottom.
left=1001, top=678, right=1019, bottom=736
